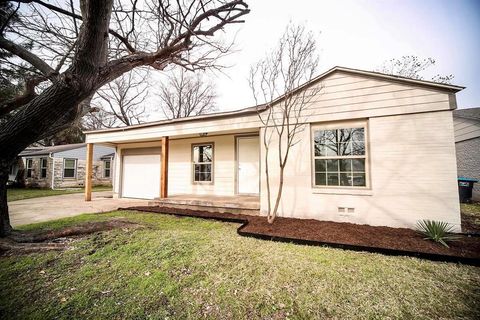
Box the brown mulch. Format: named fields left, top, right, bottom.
left=461, top=213, right=480, bottom=234
left=126, top=206, right=480, bottom=262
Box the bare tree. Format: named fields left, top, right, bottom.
left=377, top=55, right=454, bottom=84
left=249, top=24, right=320, bottom=224
left=158, top=68, right=216, bottom=119
left=0, top=0, right=250, bottom=236
left=91, top=69, right=150, bottom=127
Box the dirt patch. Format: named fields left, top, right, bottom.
left=125, top=206, right=480, bottom=263
left=1, top=219, right=143, bottom=256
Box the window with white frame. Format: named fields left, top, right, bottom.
left=312, top=126, right=367, bottom=187
left=104, top=159, right=111, bottom=178
left=26, top=158, right=33, bottom=178
left=192, top=144, right=213, bottom=183
left=63, top=158, right=77, bottom=178
left=40, top=158, right=48, bottom=178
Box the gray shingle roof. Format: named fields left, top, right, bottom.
left=20, top=143, right=86, bottom=157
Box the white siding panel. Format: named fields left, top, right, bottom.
left=260, top=111, right=461, bottom=231
left=86, top=71, right=454, bottom=144
left=168, top=135, right=236, bottom=196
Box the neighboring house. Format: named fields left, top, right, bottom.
left=85, top=66, right=464, bottom=231
left=453, top=107, right=480, bottom=201
left=16, top=143, right=115, bottom=189
left=8, top=147, right=43, bottom=185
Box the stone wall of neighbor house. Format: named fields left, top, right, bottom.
left=23, top=156, right=112, bottom=189
left=455, top=137, right=480, bottom=201
left=24, top=157, right=52, bottom=188
left=52, top=158, right=112, bottom=188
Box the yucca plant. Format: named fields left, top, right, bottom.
left=416, top=220, right=460, bottom=248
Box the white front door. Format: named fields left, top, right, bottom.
left=237, top=136, right=260, bottom=194
left=122, top=154, right=161, bottom=199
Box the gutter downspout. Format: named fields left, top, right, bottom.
left=49, top=153, right=55, bottom=190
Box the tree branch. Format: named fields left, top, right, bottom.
left=0, top=36, right=56, bottom=77
left=12, top=0, right=137, bottom=53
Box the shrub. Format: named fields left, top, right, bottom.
left=416, top=220, right=460, bottom=248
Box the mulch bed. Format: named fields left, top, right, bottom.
left=123, top=206, right=480, bottom=266
left=461, top=213, right=480, bottom=234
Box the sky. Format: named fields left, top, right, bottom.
left=199, top=0, right=480, bottom=113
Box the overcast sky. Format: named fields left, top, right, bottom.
left=205, top=0, right=480, bottom=112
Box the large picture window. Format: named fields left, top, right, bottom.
left=40, top=158, right=48, bottom=178
left=313, top=126, right=367, bottom=187
left=192, top=144, right=213, bottom=183
left=63, top=158, right=77, bottom=178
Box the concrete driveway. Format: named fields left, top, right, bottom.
left=9, top=191, right=149, bottom=227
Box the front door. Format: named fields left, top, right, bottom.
left=236, top=136, right=260, bottom=194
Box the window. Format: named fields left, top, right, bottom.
left=192, top=143, right=213, bottom=183
left=63, top=158, right=77, bottom=178
left=40, top=158, right=48, bottom=178
left=313, top=126, right=367, bottom=187
left=104, top=160, right=111, bottom=178
left=26, top=158, right=33, bottom=178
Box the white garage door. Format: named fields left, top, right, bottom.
left=122, top=154, right=161, bottom=199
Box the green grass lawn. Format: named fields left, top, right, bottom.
left=7, top=186, right=112, bottom=202
left=1, top=211, right=479, bottom=319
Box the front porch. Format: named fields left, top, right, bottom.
left=149, top=194, right=260, bottom=216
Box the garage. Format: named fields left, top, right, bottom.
left=121, top=148, right=161, bottom=199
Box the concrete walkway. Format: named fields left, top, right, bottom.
left=9, top=191, right=149, bottom=227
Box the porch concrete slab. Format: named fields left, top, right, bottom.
left=152, top=194, right=260, bottom=209
left=9, top=191, right=149, bottom=227
left=149, top=194, right=260, bottom=215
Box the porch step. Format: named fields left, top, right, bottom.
left=148, top=197, right=260, bottom=216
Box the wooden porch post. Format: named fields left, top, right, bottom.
left=85, top=143, right=93, bottom=201
left=160, top=136, right=169, bottom=198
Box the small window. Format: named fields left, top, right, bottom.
left=40, top=158, right=48, bottom=178
left=63, top=158, right=77, bottom=178
left=313, top=127, right=367, bottom=187
left=192, top=144, right=213, bottom=183
left=26, top=158, right=33, bottom=178
left=104, top=160, right=111, bottom=178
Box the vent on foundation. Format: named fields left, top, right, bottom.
left=338, top=207, right=355, bottom=214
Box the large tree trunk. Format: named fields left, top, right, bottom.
left=0, top=164, right=12, bottom=237
left=0, top=0, right=114, bottom=237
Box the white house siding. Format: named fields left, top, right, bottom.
left=260, top=111, right=461, bottom=231
left=168, top=135, right=239, bottom=196
left=266, top=72, right=453, bottom=125
left=88, top=69, right=461, bottom=230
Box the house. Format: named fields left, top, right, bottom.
left=453, top=107, right=480, bottom=201
left=11, top=143, right=115, bottom=189
left=84, top=66, right=464, bottom=231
